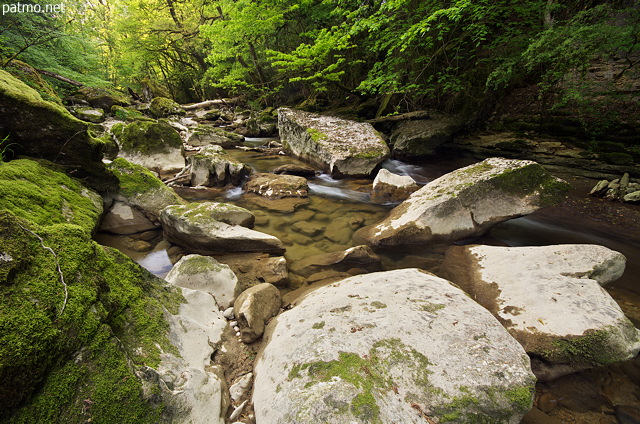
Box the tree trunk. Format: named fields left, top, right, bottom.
left=35, top=68, right=84, bottom=87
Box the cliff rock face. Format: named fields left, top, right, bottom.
left=278, top=108, right=390, bottom=177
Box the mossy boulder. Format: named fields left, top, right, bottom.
left=0, top=210, right=183, bottom=422
left=390, top=115, right=463, bottom=159
left=186, top=125, right=245, bottom=148
left=0, top=70, right=117, bottom=192
left=189, top=145, right=252, bottom=187
left=76, top=86, right=130, bottom=111
left=442, top=244, right=639, bottom=381
left=5, top=59, right=62, bottom=105
left=354, top=157, right=570, bottom=247
left=149, top=97, right=185, bottom=119
left=254, top=269, right=536, bottom=423
left=113, top=120, right=185, bottom=172
left=0, top=159, right=103, bottom=234
left=111, top=105, right=152, bottom=122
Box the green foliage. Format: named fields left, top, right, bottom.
left=0, top=135, right=17, bottom=162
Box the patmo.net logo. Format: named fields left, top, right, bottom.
left=2, top=2, right=65, bottom=15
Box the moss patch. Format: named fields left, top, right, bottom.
left=546, top=327, right=634, bottom=367
left=149, top=97, right=185, bottom=118
left=488, top=163, right=570, bottom=208
left=117, top=121, right=183, bottom=155
left=0, top=159, right=103, bottom=233
left=0, top=210, right=183, bottom=421
left=107, top=158, right=179, bottom=202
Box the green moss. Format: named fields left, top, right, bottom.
left=178, top=255, right=224, bottom=276
left=0, top=159, right=103, bottom=233
left=370, top=301, right=387, bottom=309
left=0, top=210, right=183, bottom=421
left=117, top=121, right=183, bottom=155
left=489, top=164, right=570, bottom=208
left=504, top=386, right=534, bottom=412
left=107, top=158, right=180, bottom=203
left=307, top=128, right=329, bottom=143
left=600, top=152, right=634, bottom=165
left=547, top=328, right=631, bottom=367
left=312, top=321, right=326, bottom=329
left=111, top=105, right=151, bottom=122
left=149, top=97, right=185, bottom=118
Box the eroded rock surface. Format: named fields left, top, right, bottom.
left=234, top=283, right=282, bottom=343
left=189, top=145, right=252, bottom=187
left=441, top=244, right=640, bottom=381
left=187, top=125, right=245, bottom=148
left=370, top=168, right=420, bottom=204
left=254, top=269, right=536, bottom=424
left=354, top=157, right=570, bottom=247
left=278, top=108, right=390, bottom=177
left=390, top=115, right=463, bottom=159
left=244, top=173, right=309, bottom=199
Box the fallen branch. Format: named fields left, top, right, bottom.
left=182, top=98, right=239, bottom=110
left=366, top=110, right=432, bottom=124
left=18, top=224, right=68, bottom=317
left=35, top=68, right=84, bottom=87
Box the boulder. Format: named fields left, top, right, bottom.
left=70, top=106, right=105, bottom=123
left=217, top=253, right=288, bottom=290
left=290, top=245, right=383, bottom=277
left=254, top=269, right=536, bottom=424
left=160, top=203, right=285, bottom=254
left=272, top=163, right=317, bottom=178
left=189, top=145, right=252, bottom=187
left=390, top=115, right=463, bottom=159
left=0, top=70, right=116, bottom=191
left=234, top=283, right=282, bottom=343
left=76, top=86, right=130, bottom=111
left=624, top=191, right=640, bottom=203
left=112, top=120, right=185, bottom=173
left=589, top=179, right=609, bottom=196
left=166, top=254, right=241, bottom=309
left=151, top=287, right=228, bottom=424
left=441, top=244, right=640, bottom=381
left=0, top=159, right=103, bottom=234
left=111, top=105, right=151, bottom=122
left=278, top=108, right=390, bottom=177
left=370, top=168, right=420, bottom=204
left=100, top=158, right=184, bottom=233
left=149, top=96, right=185, bottom=118
left=244, top=173, right=309, bottom=198
left=187, top=125, right=245, bottom=148
left=354, top=157, right=570, bottom=247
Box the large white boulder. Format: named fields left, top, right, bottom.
left=371, top=168, right=420, bottom=204
left=254, top=269, right=536, bottom=424
left=354, top=157, right=570, bottom=247
left=278, top=108, right=390, bottom=177
left=166, top=254, right=241, bottom=309
left=441, top=244, right=640, bottom=381
left=160, top=203, right=285, bottom=254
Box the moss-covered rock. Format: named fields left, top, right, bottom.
left=0, top=70, right=117, bottom=193
left=104, top=158, right=184, bottom=225
left=111, top=105, right=152, bottom=122
left=0, top=210, right=182, bottom=422
left=76, top=86, right=130, bottom=111
left=5, top=60, right=62, bottom=105
left=114, top=121, right=185, bottom=172
left=0, top=159, right=103, bottom=234
left=186, top=125, right=245, bottom=148
left=70, top=106, right=105, bottom=123
left=149, top=97, right=185, bottom=119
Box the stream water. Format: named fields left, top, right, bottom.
left=98, top=140, right=640, bottom=423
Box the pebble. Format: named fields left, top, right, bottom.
left=230, top=320, right=238, bottom=327
left=223, top=307, right=235, bottom=319
left=230, top=372, right=253, bottom=402
left=236, top=332, right=241, bottom=337
left=234, top=326, right=240, bottom=332
left=229, top=400, right=248, bottom=421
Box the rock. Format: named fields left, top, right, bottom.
left=111, top=105, right=150, bottom=122
left=0, top=209, right=187, bottom=422
left=291, top=221, right=324, bottom=236
left=620, top=172, right=630, bottom=193
left=234, top=283, right=282, bottom=343
left=217, top=253, right=288, bottom=290
left=166, top=254, right=241, bottom=309
left=153, top=287, right=228, bottom=424
left=390, top=115, right=463, bottom=159
left=230, top=372, right=253, bottom=403
left=253, top=269, right=536, bottom=424
left=0, top=159, right=103, bottom=234
left=76, top=86, right=130, bottom=111
left=112, top=120, right=185, bottom=173
left=160, top=203, right=285, bottom=255
left=229, top=400, right=248, bottom=421
left=370, top=168, right=420, bottom=204
left=0, top=70, right=116, bottom=191
left=70, top=106, right=105, bottom=123
left=278, top=108, right=390, bottom=177
left=189, top=145, right=252, bottom=187
left=102, top=158, right=184, bottom=231
left=590, top=179, right=610, bottom=196
left=273, top=164, right=317, bottom=178
left=354, top=157, right=570, bottom=247
left=99, top=200, right=158, bottom=234
left=223, top=307, right=235, bottom=319
left=187, top=125, right=245, bottom=148
left=290, top=245, right=383, bottom=277
left=244, top=173, right=309, bottom=198
left=149, top=96, right=185, bottom=118
left=441, top=244, right=640, bottom=381
left=624, top=190, right=640, bottom=203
